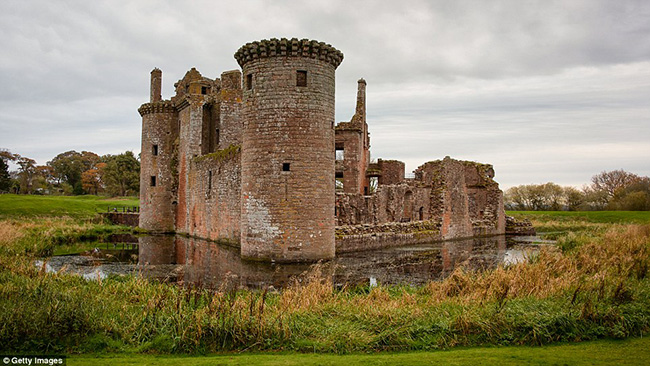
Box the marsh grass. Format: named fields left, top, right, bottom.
left=0, top=216, right=649, bottom=354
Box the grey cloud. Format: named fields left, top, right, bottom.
left=0, top=0, right=648, bottom=189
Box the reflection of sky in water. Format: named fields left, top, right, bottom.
left=38, top=235, right=551, bottom=289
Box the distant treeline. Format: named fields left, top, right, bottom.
left=505, top=170, right=650, bottom=211
left=0, top=149, right=139, bottom=197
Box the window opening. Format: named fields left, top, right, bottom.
left=335, top=177, right=344, bottom=192
left=246, top=74, right=253, bottom=90
left=152, top=144, right=158, bottom=156
left=282, top=163, right=291, bottom=172
left=335, top=147, right=344, bottom=161
left=150, top=176, right=156, bottom=187
left=296, top=70, right=307, bottom=87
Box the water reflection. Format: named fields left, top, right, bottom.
left=137, top=235, right=541, bottom=289
left=41, top=234, right=546, bottom=289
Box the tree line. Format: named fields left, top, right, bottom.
left=505, top=170, right=650, bottom=211
left=0, top=149, right=140, bottom=197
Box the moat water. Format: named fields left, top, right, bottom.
left=37, top=234, right=554, bottom=289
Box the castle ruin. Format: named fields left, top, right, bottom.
left=138, top=38, right=507, bottom=263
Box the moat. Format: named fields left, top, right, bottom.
left=38, top=235, right=552, bottom=290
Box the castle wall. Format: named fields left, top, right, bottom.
left=335, top=129, right=368, bottom=194
left=335, top=157, right=506, bottom=250
left=181, top=148, right=241, bottom=244
left=218, top=70, right=243, bottom=148
left=377, top=159, right=405, bottom=185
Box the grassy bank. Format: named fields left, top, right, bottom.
left=0, top=213, right=649, bottom=355
left=0, top=194, right=138, bottom=219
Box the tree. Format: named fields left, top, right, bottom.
left=102, top=151, right=140, bottom=197
left=47, top=150, right=100, bottom=194
left=608, top=177, right=650, bottom=211
left=506, top=182, right=583, bottom=211
left=0, top=149, right=15, bottom=192
left=15, top=156, right=38, bottom=194
left=590, top=169, right=640, bottom=200
left=81, top=162, right=106, bottom=195
left=563, top=186, right=585, bottom=211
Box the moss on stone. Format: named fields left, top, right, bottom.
left=194, top=144, right=241, bottom=164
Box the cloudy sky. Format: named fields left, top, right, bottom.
left=1, top=0, right=648, bottom=189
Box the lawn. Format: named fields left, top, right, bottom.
left=0, top=194, right=139, bottom=219
left=70, top=337, right=650, bottom=365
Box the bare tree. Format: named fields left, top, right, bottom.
left=590, top=170, right=640, bottom=199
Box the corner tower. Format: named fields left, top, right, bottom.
left=235, top=38, right=344, bottom=262
left=138, top=68, right=178, bottom=232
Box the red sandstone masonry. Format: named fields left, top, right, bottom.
left=237, top=39, right=342, bottom=262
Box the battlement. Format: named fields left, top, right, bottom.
left=234, top=38, right=344, bottom=69
left=138, top=100, right=175, bottom=116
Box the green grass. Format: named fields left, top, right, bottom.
left=507, top=211, right=650, bottom=233
left=0, top=194, right=139, bottom=219
left=69, top=337, right=650, bottom=365
left=507, top=211, right=650, bottom=225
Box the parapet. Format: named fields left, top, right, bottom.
left=234, top=38, right=344, bottom=69
left=138, top=100, right=175, bottom=116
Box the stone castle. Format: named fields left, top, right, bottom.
left=138, top=38, right=507, bottom=263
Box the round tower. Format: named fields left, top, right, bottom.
left=138, top=68, right=177, bottom=232
left=234, top=38, right=344, bottom=262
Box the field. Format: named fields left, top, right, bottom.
left=0, top=195, right=648, bottom=364
left=0, top=194, right=139, bottom=219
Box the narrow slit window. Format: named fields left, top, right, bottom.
left=152, top=144, right=158, bottom=156
left=208, top=171, right=212, bottom=190
left=282, top=163, right=291, bottom=172
left=215, top=128, right=220, bottom=146
left=296, top=70, right=307, bottom=87
left=201, top=86, right=208, bottom=95
left=246, top=74, right=253, bottom=90
left=150, top=176, right=156, bottom=187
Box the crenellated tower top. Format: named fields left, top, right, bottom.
left=234, top=38, right=344, bottom=69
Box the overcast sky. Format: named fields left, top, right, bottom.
left=1, top=0, right=648, bottom=189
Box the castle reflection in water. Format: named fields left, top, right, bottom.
left=137, top=235, right=535, bottom=289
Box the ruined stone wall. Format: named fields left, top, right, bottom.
left=377, top=159, right=405, bottom=186
left=414, top=157, right=505, bottom=239
left=336, top=183, right=430, bottom=226
left=236, top=38, right=343, bottom=262
left=334, top=79, right=370, bottom=195
left=336, top=220, right=441, bottom=253
left=181, top=147, right=241, bottom=244
left=336, top=157, right=506, bottom=251
left=335, top=129, right=367, bottom=194
left=218, top=70, right=243, bottom=148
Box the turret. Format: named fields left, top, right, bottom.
left=235, top=38, right=343, bottom=262
left=138, top=68, right=178, bottom=232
